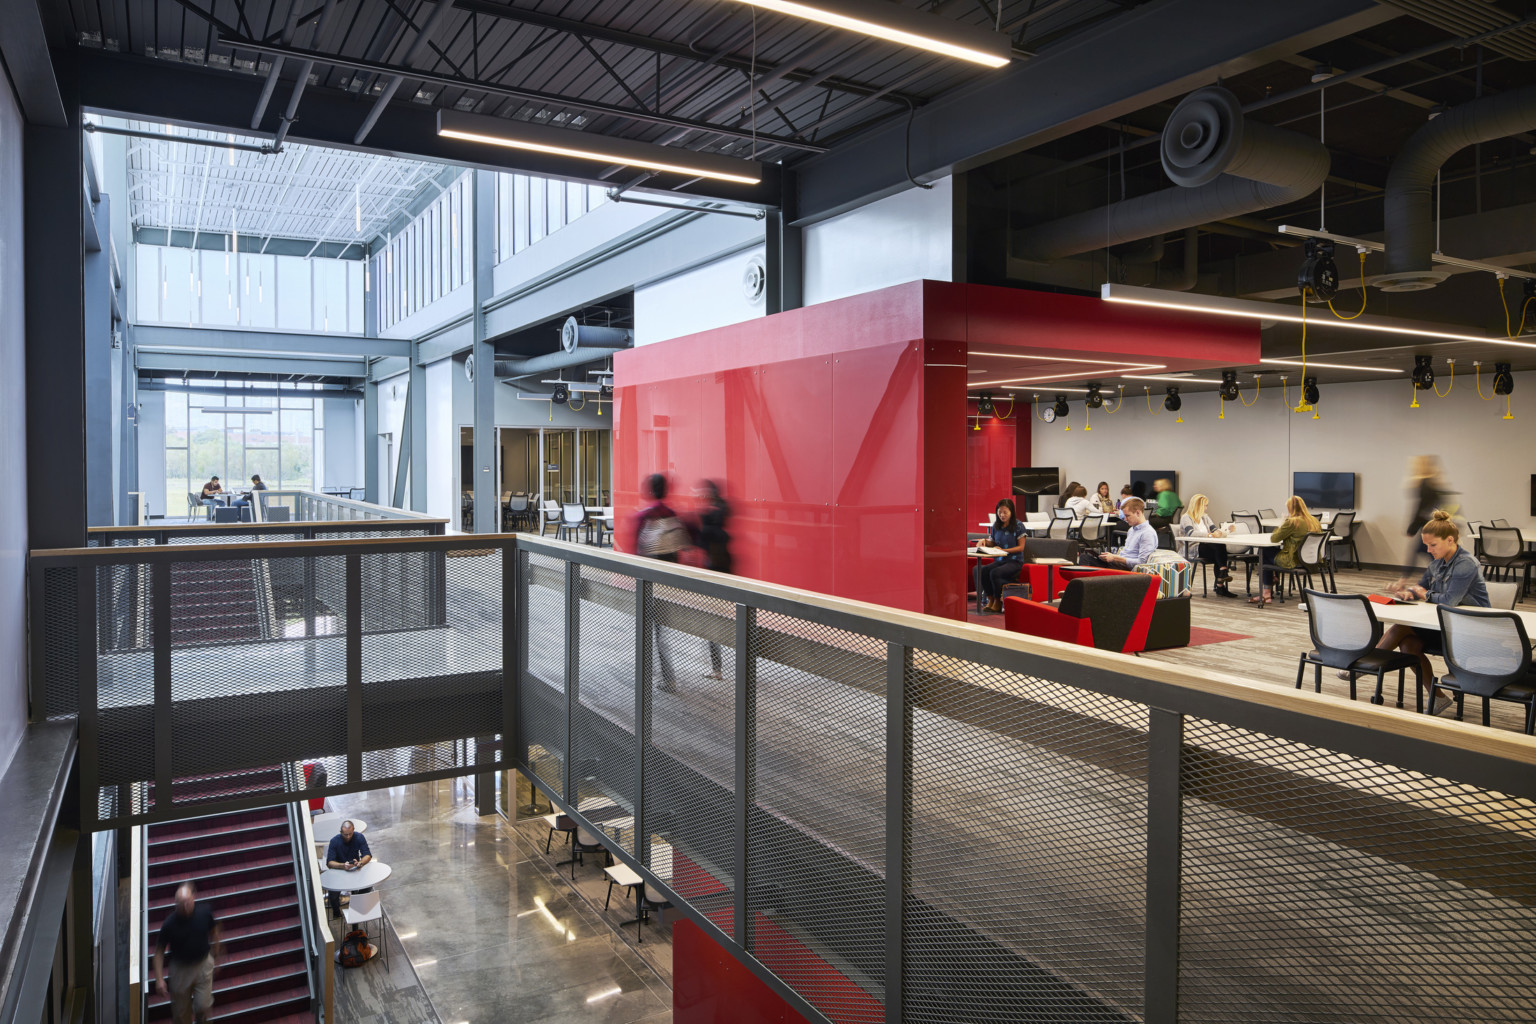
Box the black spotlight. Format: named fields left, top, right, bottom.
left=1493, top=362, right=1515, bottom=396
left=600, top=383, right=614, bottom=400
left=1303, top=376, right=1320, bottom=405
left=552, top=383, right=569, bottom=405
left=976, top=391, right=995, bottom=417
left=1297, top=238, right=1338, bottom=301
left=1411, top=355, right=1435, bottom=390
left=1163, top=387, right=1182, bottom=412
left=1218, top=370, right=1240, bottom=401
left=1052, top=396, right=1070, bottom=419
left=1085, top=383, right=1104, bottom=409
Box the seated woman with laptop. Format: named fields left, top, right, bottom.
left=1251, top=495, right=1320, bottom=606
left=1364, top=510, right=1490, bottom=715
left=1178, top=493, right=1236, bottom=598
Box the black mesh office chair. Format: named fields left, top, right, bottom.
left=1258, top=507, right=1278, bottom=519
left=1327, top=510, right=1361, bottom=570
left=1435, top=606, right=1536, bottom=733
left=1229, top=513, right=1265, bottom=594
left=1478, top=527, right=1536, bottom=600
left=1296, top=590, right=1420, bottom=708
left=1265, top=531, right=1333, bottom=604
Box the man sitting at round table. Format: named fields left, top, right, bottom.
left=325, top=820, right=373, bottom=918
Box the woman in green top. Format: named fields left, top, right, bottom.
left=1250, top=495, right=1322, bottom=605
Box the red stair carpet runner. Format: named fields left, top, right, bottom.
left=145, top=784, right=313, bottom=1023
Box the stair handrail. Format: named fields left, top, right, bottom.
left=131, top=824, right=145, bottom=1024
left=288, top=799, right=335, bottom=1023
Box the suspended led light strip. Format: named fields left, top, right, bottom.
left=1122, top=374, right=1220, bottom=383
left=1260, top=358, right=1404, bottom=373
left=1100, top=283, right=1536, bottom=351
left=970, top=363, right=1165, bottom=388
left=437, top=110, right=763, bottom=185
left=726, top=0, right=1012, bottom=67
left=969, top=352, right=1160, bottom=365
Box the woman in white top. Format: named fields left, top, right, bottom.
left=1178, top=493, right=1236, bottom=598
left=1061, top=482, right=1097, bottom=520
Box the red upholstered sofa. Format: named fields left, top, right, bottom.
left=1003, top=568, right=1162, bottom=654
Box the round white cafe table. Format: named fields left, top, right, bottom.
left=312, top=814, right=366, bottom=837
left=318, top=860, right=392, bottom=891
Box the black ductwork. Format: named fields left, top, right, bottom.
left=1020, top=87, right=1329, bottom=261
left=1376, top=81, right=1536, bottom=292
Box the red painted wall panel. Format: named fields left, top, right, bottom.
left=922, top=338, right=968, bottom=621
left=674, top=919, right=817, bottom=1024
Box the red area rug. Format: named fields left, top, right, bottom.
left=1187, top=626, right=1252, bottom=647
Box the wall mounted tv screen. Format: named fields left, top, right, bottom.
left=1294, top=472, right=1356, bottom=510
left=1129, top=471, right=1178, bottom=500
left=1012, top=467, right=1060, bottom=497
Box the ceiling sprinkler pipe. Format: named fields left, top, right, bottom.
left=1019, top=87, right=1328, bottom=261
left=1376, top=81, right=1536, bottom=292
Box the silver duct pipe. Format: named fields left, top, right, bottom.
left=1376, top=81, right=1536, bottom=291
left=559, top=316, right=632, bottom=352
left=1020, top=88, right=1328, bottom=261
left=494, top=347, right=624, bottom=380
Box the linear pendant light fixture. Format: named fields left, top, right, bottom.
left=436, top=110, right=763, bottom=185
left=726, top=0, right=1012, bottom=67
left=1101, top=283, right=1536, bottom=351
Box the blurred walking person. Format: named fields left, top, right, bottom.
left=154, top=882, right=220, bottom=1024
left=630, top=473, right=689, bottom=691
left=694, top=480, right=733, bottom=679
left=1405, top=456, right=1456, bottom=566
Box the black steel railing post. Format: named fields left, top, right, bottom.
left=150, top=562, right=171, bottom=819
left=634, top=578, right=650, bottom=865
left=1146, top=708, right=1184, bottom=1024
left=564, top=561, right=579, bottom=803
left=346, top=555, right=363, bottom=787
left=79, top=566, right=103, bottom=827
left=503, top=543, right=517, bottom=798
left=734, top=605, right=755, bottom=948
left=884, top=643, right=910, bottom=1021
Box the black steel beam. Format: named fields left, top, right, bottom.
left=74, top=49, right=782, bottom=208
left=0, top=0, right=67, bottom=125
left=792, top=0, right=1389, bottom=222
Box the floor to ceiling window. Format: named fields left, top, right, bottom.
left=163, top=381, right=325, bottom=514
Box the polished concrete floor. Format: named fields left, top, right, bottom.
left=324, top=778, right=672, bottom=1024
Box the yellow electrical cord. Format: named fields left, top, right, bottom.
left=1475, top=363, right=1491, bottom=400
left=1409, top=378, right=1420, bottom=409
left=1498, top=278, right=1535, bottom=339
left=1145, top=387, right=1162, bottom=416
left=1432, top=360, right=1453, bottom=398
left=995, top=397, right=1016, bottom=419
left=1505, top=392, right=1514, bottom=420
left=1293, top=290, right=1312, bottom=413
left=1326, top=251, right=1369, bottom=320
left=1084, top=403, right=1091, bottom=431
left=1102, top=385, right=1126, bottom=414
left=1239, top=374, right=1262, bottom=406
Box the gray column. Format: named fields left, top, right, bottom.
left=764, top=170, right=801, bottom=315
left=471, top=170, right=496, bottom=534
left=24, top=61, right=87, bottom=549
left=84, top=194, right=113, bottom=527
left=363, top=378, right=379, bottom=504
left=409, top=340, right=427, bottom=512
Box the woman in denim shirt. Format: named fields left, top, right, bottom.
left=1372, top=510, right=1490, bottom=714
left=979, top=499, right=1027, bottom=613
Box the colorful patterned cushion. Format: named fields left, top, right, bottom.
left=1135, top=558, right=1194, bottom=599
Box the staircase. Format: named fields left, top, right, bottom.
left=145, top=804, right=313, bottom=1024
left=169, top=560, right=267, bottom=646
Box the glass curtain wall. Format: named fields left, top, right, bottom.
left=164, top=382, right=325, bottom=515
left=135, top=246, right=364, bottom=333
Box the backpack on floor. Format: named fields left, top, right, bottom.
left=338, top=928, right=372, bottom=968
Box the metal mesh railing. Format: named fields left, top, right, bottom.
left=28, top=531, right=1536, bottom=1024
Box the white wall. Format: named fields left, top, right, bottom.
left=1032, top=370, right=1536, bottom=566
left=137, top=391, right=166, bottom=516
left=803, top=177, right=953, bottom=306
left=321, top=396, right=359, bottom=489
left=633, top=243, right=766, bottom=347
left=0, top=71, right=27, bottom=772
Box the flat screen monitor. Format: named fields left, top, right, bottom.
left=1530, top=475, right=1535, bottom=516
left=1294, top=471, right=1356, bottom=510
left=1012, top=467, right=1059, bottom=498
left=1129, top=471, right=1178, bottom=501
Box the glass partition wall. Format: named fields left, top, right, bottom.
left=494, top=427, right=611, bottom=518
left=164, top=381, right=325, bottom=516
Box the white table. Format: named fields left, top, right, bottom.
left=318, top=860, right=392, bottom=891
left=1259, top=515, right=1357, bottom=530
left=1190, top=533, right=1284, bottom=549
left=1373, top=602, right=1536, bottom=633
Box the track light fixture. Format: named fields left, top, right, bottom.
left=1493, top=363, right=1515, bottom=396
left=552, top=384, right=569, bottom=405
left=1298, top=238, right=1338, bottom=302
left=1085, top=383, right=1103, bottom=409
left=976, top=391, right=995, bottom=417
left=1303, top=377, right=1320, bottom=405
left=1411, top=355, right=1436, bottom=391
left=1218, top=370, right=1240, bottom=401
left=1163, top=387, right=1181, bottom=412
left=1052, top=396, right=1070, bottom=419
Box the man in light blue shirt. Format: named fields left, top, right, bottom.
left=1083, top=498, right=1157, bottom=569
